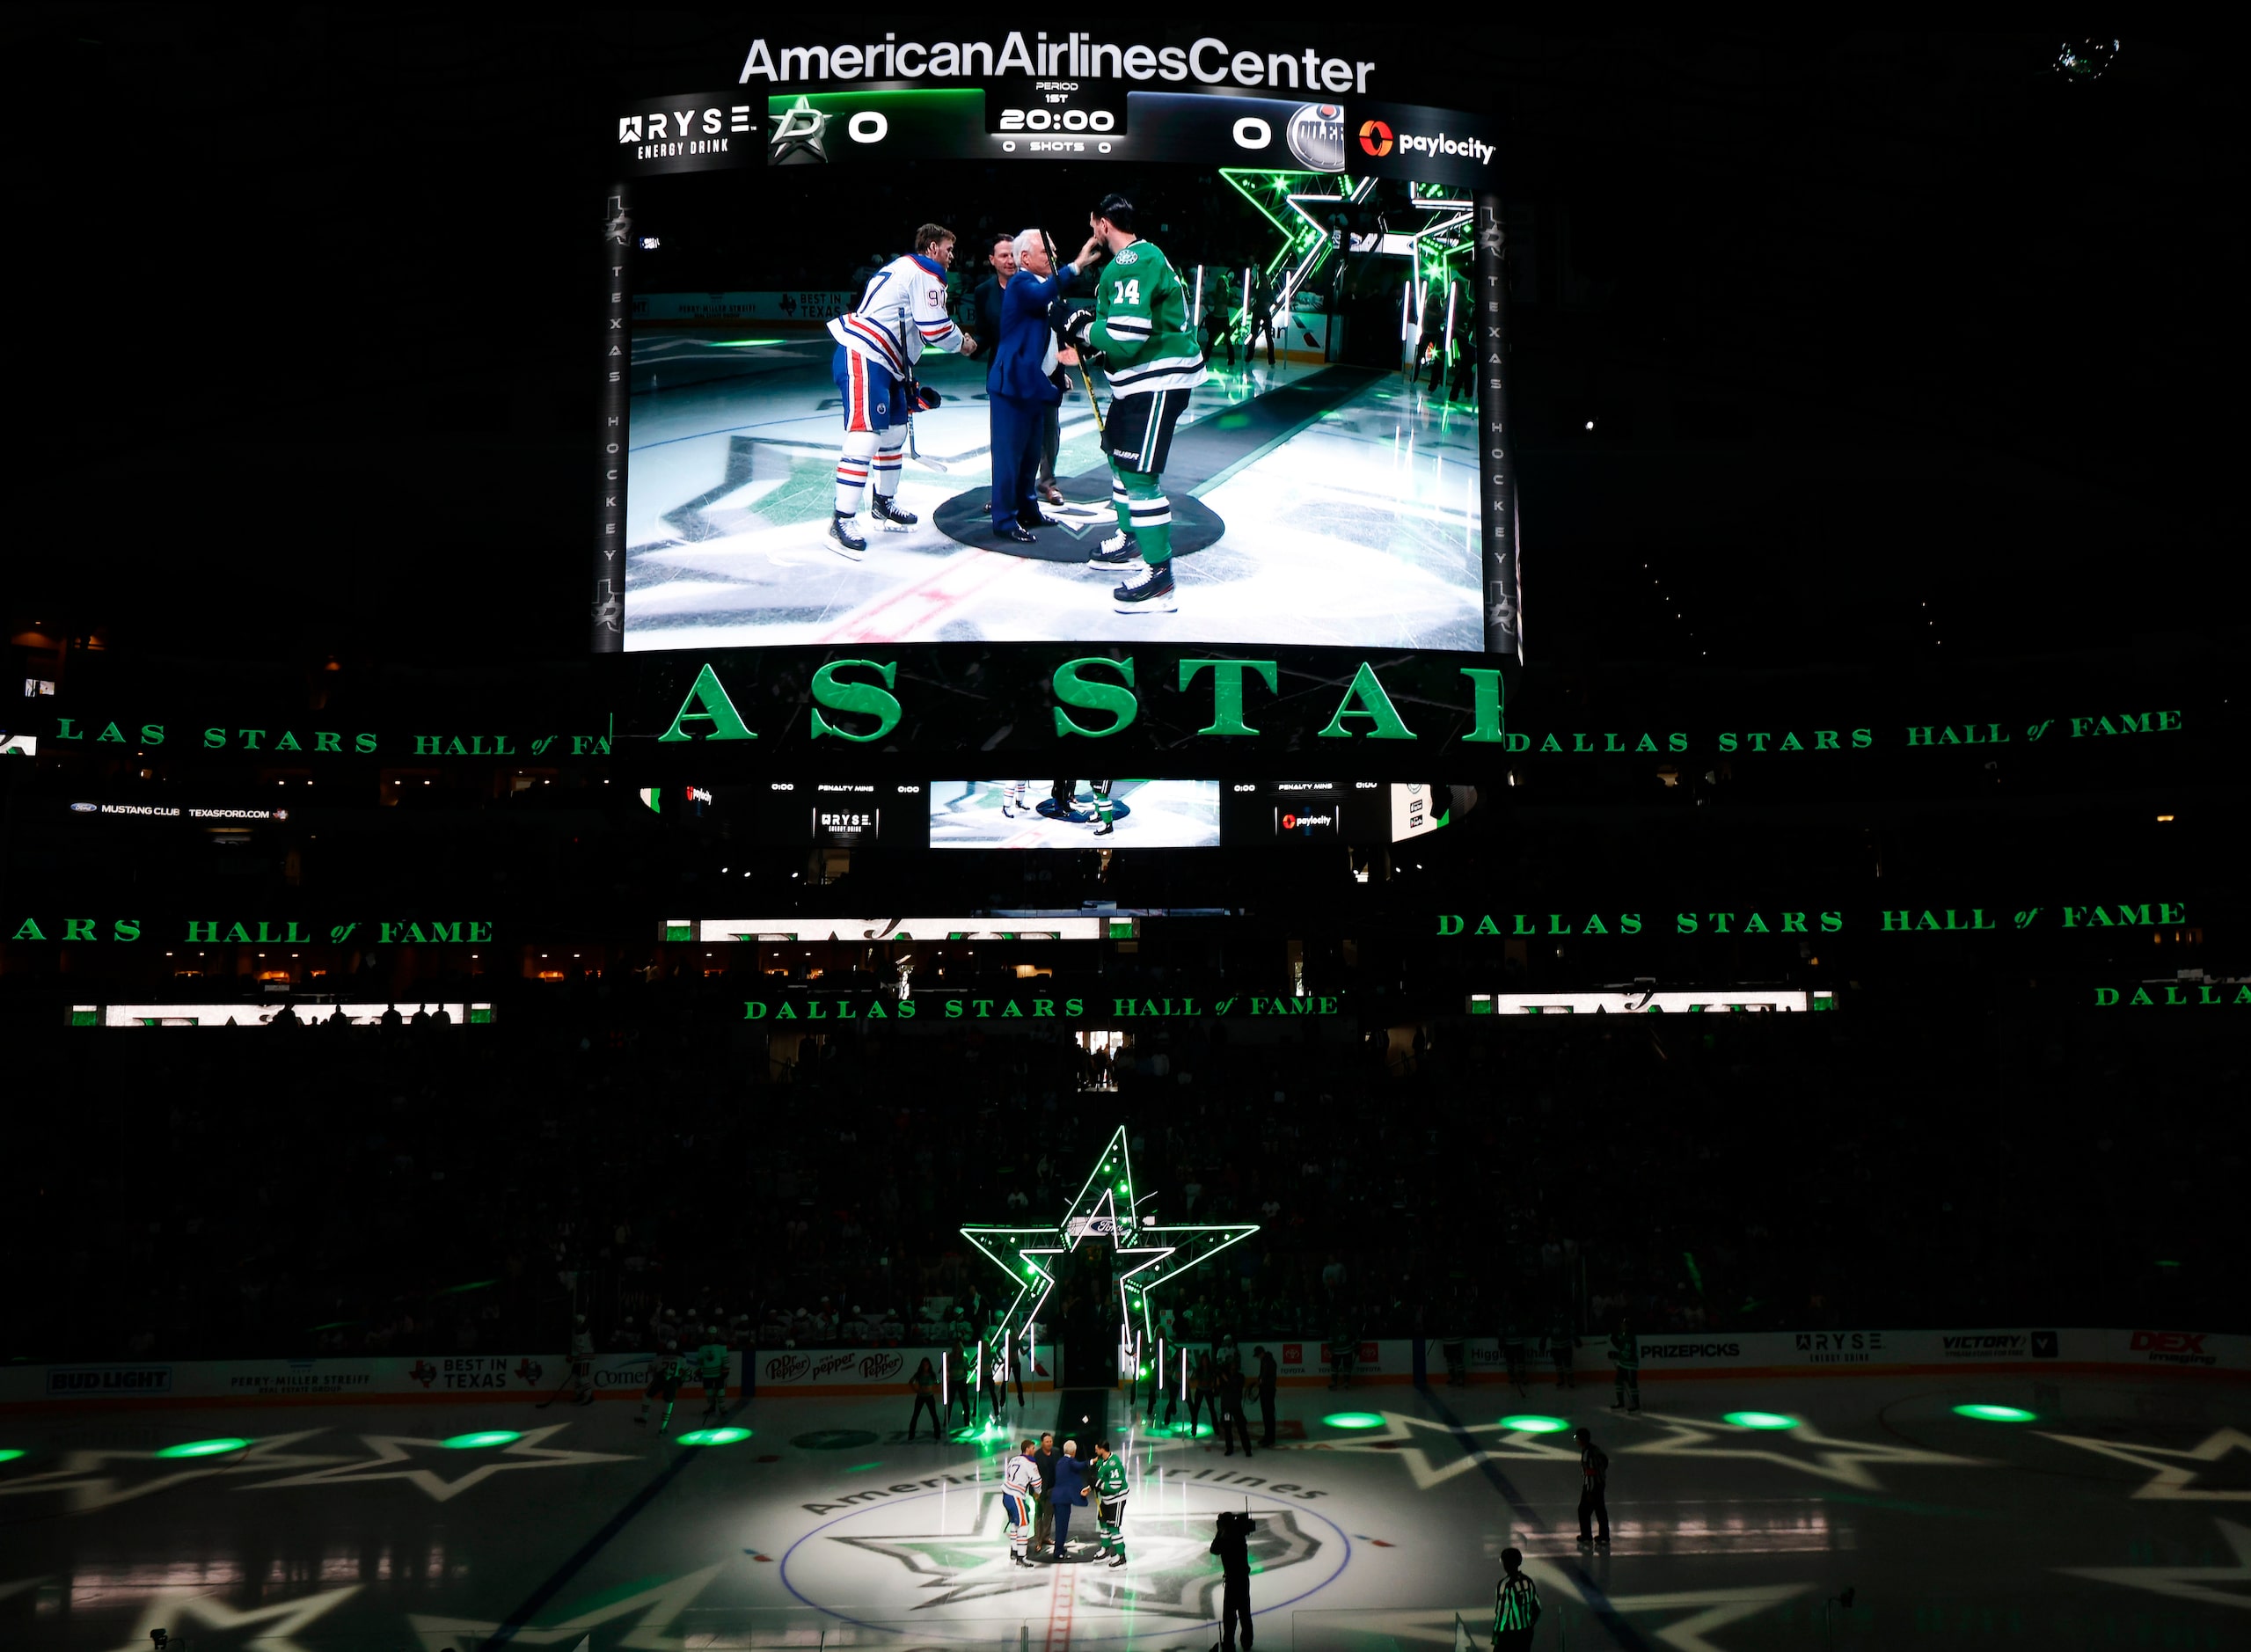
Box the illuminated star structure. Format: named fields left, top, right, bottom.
left=962, top=1126, right=1256, bottom=1386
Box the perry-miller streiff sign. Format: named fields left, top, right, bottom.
left=744, top=990, right=1341, bottom=1022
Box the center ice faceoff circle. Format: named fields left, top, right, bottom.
left=778, top=1476, right=1352, bottom=1641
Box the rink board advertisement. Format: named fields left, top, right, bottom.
left=1424, top=1328, right=2251, bottom=1382
left=7, top=1333, right=2245, bottom=1410
left=1, top=1352, right=741, bottom=1411
left=594, top=36, right=1517, bottom=677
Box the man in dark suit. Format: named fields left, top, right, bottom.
left=1253, top=1344, right=1279, bottom=1447
left=965, top=234, right=1014, bottom=364
left=987, top=227, right=1097, bottom=543
left=1218, top=1353, right=1254, bottom=1458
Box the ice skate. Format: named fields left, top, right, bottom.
left=1114, top=562, right=1176, bottom=614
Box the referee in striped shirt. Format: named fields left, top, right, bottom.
left=1493, top=1547, right=1541, bottom=1649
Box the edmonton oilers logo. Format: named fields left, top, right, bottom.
left=1287, top=103, right=1345, bottom=172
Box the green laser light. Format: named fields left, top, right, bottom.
left=1954, top=1404, right=2037, bottom=1422
left=155, top=1437, right=249, bottom=1458
left=0, top=1449, right=24, bottom=1462
left=440, top=1430, right=523, bottom=1450
left=1723, top=1412, right=1799, bottom=1430
left=1499, top=1414, right=1572, bottom=1434
left=677, top=1426, right=753, bottom=1446
left=1322, top=1412, right=1385, bottom=1429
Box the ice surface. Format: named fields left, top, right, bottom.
left=624, top=339, right=1483, bottom=650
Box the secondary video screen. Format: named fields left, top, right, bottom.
left=619, top=155, right=1485, bottom=650
left=931, top=780, right=1223, bottom=848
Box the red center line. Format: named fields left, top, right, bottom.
left=813, top=545, right=1029, bottom=646
left=1043, top=1546, right=1077, bottom=1652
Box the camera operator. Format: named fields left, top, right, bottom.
left=1211, top=1509, right=1258, bottom=1650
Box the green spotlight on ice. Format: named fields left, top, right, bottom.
left=0, top=1449, right=23, bottom=1462
left=1322, top=1412, right=1385, bottom=1429
left=677, top=1426, right=752, bottom=1446
left=1954, top=1403, right=2037, bottom=1422
left=1500, top=1414, right=1572, bottom=1434
left=156, top=1437, right=248, bottom=1458
left=1723, top=1412, right=1799, bottom=1430
left=440, top=1430, right=523, bottom=1450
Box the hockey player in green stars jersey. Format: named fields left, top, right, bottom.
left=1055, top=193, right=1209, bottom=615
left=1090, top=1439, right=1130, bottom=1567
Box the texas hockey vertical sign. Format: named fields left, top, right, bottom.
left=594, top=186, right=634, bottom=652
left=1474, top=194, right=1520, bottom=661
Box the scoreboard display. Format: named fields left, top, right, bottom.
left=616, top=84, right=1498, bottom=188
left=596, top=33, right=1517, bottom=764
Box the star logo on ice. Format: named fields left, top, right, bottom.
left=413, top=1561, right=729, bottom=1647
left=2038, top=1425, right=2251, bottom=1501
left=241, top=1423, right=632, bottom=1503
left=1524, top=1567, right=1821, bottom=1652
left=104, top=1583, right=361, bottom=1652
left=1307, top=1410, right=1577, bottom=1490
left=1618, top=1411, right=1985, bottom=1490
left=0, top=1431, right=342, bottom=1514
left=769, top=96, right=832, bottom=164
left=2059, top=1517, right=2251, bottom=1612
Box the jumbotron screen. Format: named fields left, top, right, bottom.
left=595, top=34, right=1515, bottom=662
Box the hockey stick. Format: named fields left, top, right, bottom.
left=1042, top=228, right=1106, bottom=440
left=535, top=1365, right=579, bottom=1410
left=893, top=311, right=951, bottom=473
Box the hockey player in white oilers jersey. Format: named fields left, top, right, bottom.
left=1002, top=1438, right=1044, bottom=1567
left=824, top=223, right=975, bottom=560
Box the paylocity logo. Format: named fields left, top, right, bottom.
left=1359, top=118, right=1491, bottom=165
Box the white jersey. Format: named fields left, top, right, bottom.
left=1004, top=1453, right=1043, bottom=1498
left=828, top=252, right=965, bottom=378
left=570, top=1330, right=593, bottom=1361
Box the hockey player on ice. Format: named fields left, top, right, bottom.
left=696, top=1321, right=730, bottom=1420
left=825, top=224, right=976, bottom=560
left=1053, top=194, right=1209, bottom=615
left=569, top=1312, right=596, bottom=1407
left=636, top=1340, right=685, bottom=1432
left=1034, top=780, right=1119, bottom=837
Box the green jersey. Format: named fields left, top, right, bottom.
left=1092, top=1453, right=1129, bottom=1501
left=1089, top=237, right=1209, bottom=398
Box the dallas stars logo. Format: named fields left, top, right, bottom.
left=769, top=96, right=832, bottom=164
left=824, top=1487, right=1325, bottom=1618
left=2039, top=1425, right=2251, bottom=1501
left=1617, top=1410, right=1986, bottom=1491
left=244, top=1424, right=632, bottom=1503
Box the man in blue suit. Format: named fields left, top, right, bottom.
left=988, top=227, right=1098, bottom=543
left=1049, top=1436, right=1092, bottom=1559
